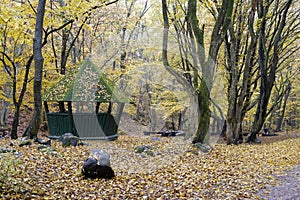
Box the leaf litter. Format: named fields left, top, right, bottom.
left=0, top=134, right=299, bottom=199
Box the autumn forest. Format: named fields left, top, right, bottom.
left=0, top=0, right=299, bottom=199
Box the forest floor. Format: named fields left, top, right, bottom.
left=0, top=130, right=299, bottom=199
left=0, top=110, right=299, bottom=199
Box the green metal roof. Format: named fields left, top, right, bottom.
left=43, top=59, right=126, bottom=102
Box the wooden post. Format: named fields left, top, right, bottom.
left=108, top=102, right=112, bottom=114
left=59, top=101, right=66, bottom=112
left=44, top=101, right=49, bottom=113
left=115, top=103, right=125, bottom=125
left=96, top=102, right=101, bottom=114
left=67, top=101, right=75, bottom=134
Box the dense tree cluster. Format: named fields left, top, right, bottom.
left=0, top=0, right=299, bottom=145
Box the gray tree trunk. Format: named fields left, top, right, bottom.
left=190, top=0, right=234, bottom=144
left=225, top=0, right=257, bottom=144
left=27, top=0, right=47, bottom=139
left=247, top=0, right=293, bottom=142
left=276, top=83, right=291, bottom=131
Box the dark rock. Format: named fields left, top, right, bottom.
left=90, top=149, right=111, bottom=167
left=59, top=133, right=79, bottom=147
left=9, top=141, right=14, bottom=146
left=140, top=153, right=147, bottom=158
left=144, top=150, right=154, bottom=157
left=34, top=138, right=51, bottom=146
left=254, top=138, right=261, bottom=144
left=144, top=131, right=157, bottom=136
left=82, top=151, right=115, bottom=179
left=0, top=147, right=16, bottom=153
left=78, top=141, right=90, bottom=146
left=237, top=139, right=243, bottom=144
left=262, top=132, right=278, bottom=137
left=151, top=137, right=160, bottom=141
left=159, top=130, right=177, bottom=137
left=37, top=145, right=49, bottom=150
left=83, top=157, right=98, bottom=172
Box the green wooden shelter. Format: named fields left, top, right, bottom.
left=42, top=59, right=126, bottom=140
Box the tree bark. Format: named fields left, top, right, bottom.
left=225, top=0, right=258, bottom=144
left=0, top=51, right=33, bottom=139
left=247, top=0, right=293, bottom=142
left=162, top=0, right=233, bottom=144
left=191, top=0, right=234, bottom=144
left=193, top=79, right=211, bottom=144
left=27, top=0, right=47, bottom=139
left=276, top=82, right=291, bottom=131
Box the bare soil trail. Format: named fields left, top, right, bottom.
left=256, top=131, right=300, bottom=200
left=258, top=164, right=300, bottom=200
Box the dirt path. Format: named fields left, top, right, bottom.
left=258, top=130, right=300, bottom=145
left=258, top=164, right=300, bottom=200
left=256, top=131, right=300, bottom=200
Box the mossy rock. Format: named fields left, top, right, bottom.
left=144, top=150, right=154, bottom=157
left=19, top=140, right=32, bottom=147
left=193, top=143, right=212, bottom=153
left=134, top=145, right=151, bottom=153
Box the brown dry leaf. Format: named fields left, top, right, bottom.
left=0, top=134, right=299, bottom=199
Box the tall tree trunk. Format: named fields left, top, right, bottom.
left=6, top=55, right=33, bottom=139
left=276, top=82, right=291, bottom=131
left=60, top=29, right=68, bottom=75
left=162, top=0, right=233, bottom=144
left=247, top=0, right=293, bottom=142
left=225, top=0, right=257, bottom=144
left=225, top=26, right=238, bottom=144
left=11, top=106, right=20, bottom=139
left=27, top=0, right=47, bottom=139
left=193, top=79, right=211, bottom=143
left=190, top=0, right=234, bottom=144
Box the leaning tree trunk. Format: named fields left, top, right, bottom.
left=27, top=0, right=47, bottom=139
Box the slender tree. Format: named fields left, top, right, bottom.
left=1, top=1, right=76, bottom=139
left=27, top=0, right=47, bottom=139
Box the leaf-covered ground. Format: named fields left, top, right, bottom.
left=0, top=132, right=299, bottom=199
